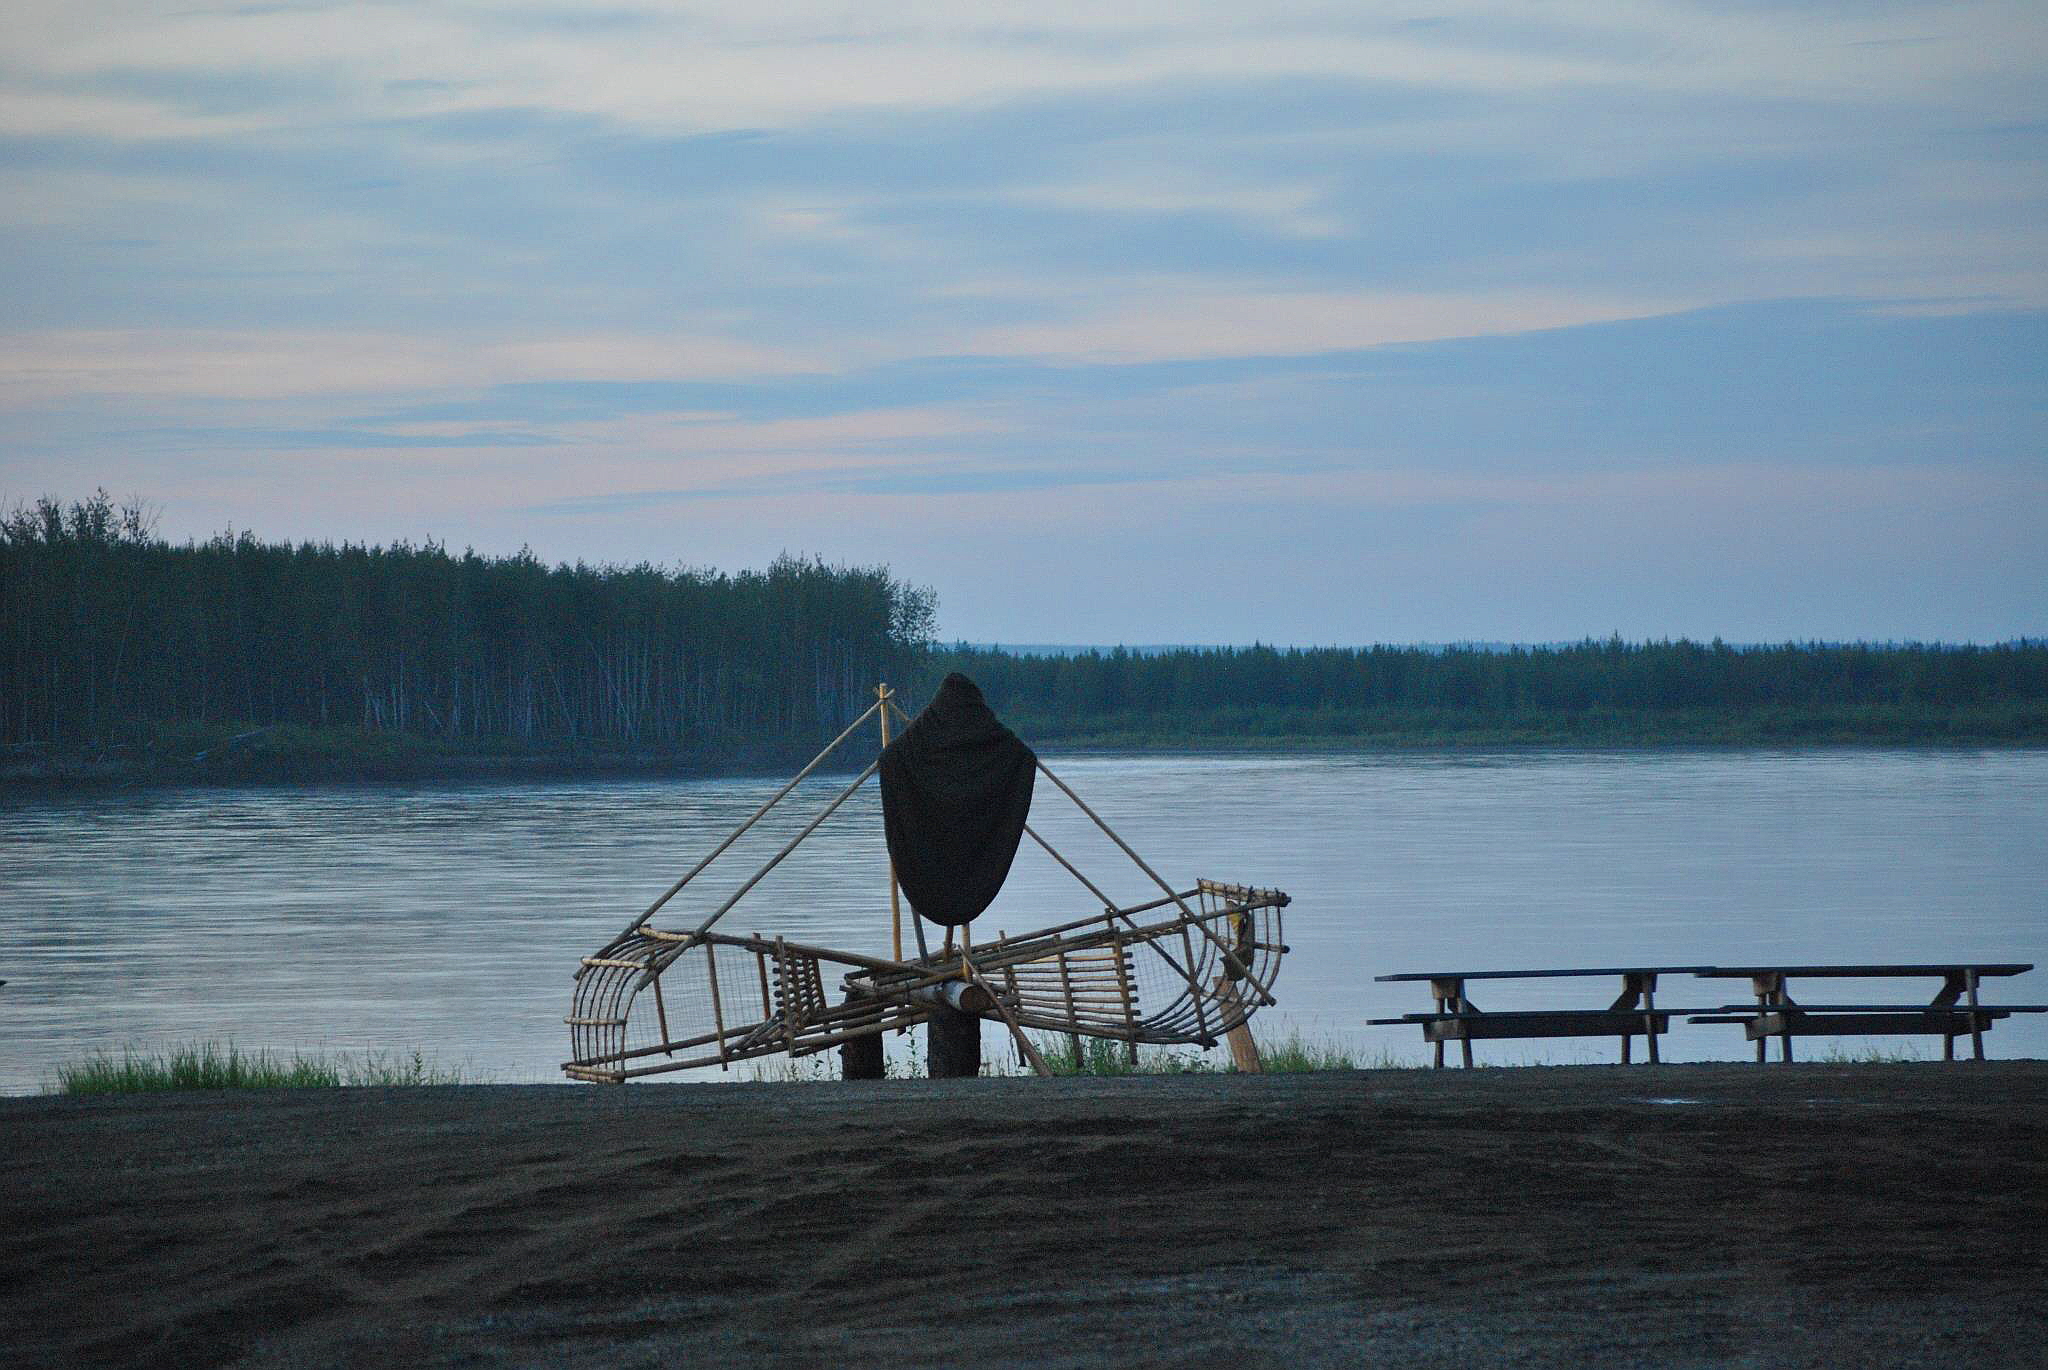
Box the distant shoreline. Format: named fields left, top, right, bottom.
left=4, top=706, right=2043, bottom=792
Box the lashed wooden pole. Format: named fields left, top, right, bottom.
left=638, top=758, right=882, bottom=988
left=1035, top=758, right=1275, bottom=1006
left=879, top=682, right=906, bottom=962
left=590, top=696, right=884, bottom=964
left=962, top=953, right=1053, bottom=1077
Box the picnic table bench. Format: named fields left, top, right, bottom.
left=1368, top=967, right=1714, bottom=1067
left=1689, top=963, right=2044, bottom=1062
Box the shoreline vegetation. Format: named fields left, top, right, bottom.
left=51, top=1042, right=472, bottom=1094
left=5, top=494, right=2044, bottom=790
left=49, top=1032, right=1924, bottom=1094
left=46, top=1033, right=1365, bottom=1094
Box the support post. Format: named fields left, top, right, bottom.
left=927, top=1004, right=981, bottom=1078
left=1642, top=974, right=1660, bottom=1065
left=840, top=1007, right=885, bottom=1080
left=1967, top=969, right=1985, bottom=1060
left=1216, top=978, right=1262, bottom=1072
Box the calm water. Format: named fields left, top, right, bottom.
left=3, top=749, right=2044, bottom=1092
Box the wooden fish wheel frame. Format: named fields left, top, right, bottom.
left=564, top=685, right=1289, bottom=1082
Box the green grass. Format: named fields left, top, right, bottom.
left=1036, top=1035, right=1224, bottom=1076
left=736, top=1030, right=1398, bottom=1081
left=51, top=1042, right=469, bottom=1094
left=1812, top=1042, right=1927, bottom=1064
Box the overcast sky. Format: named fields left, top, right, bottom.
left=2, top=2, right=2044, bottom=643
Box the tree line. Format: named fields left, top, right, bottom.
left=5, top=493, right=2042, bottom=756
left=1, top=492, right=935, bottom=750
left=939, top=637, right=2048, bottom=734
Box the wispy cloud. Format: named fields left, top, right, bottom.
left=1, top=2, right=2044, bottom=638
left=965, top=288, right=1694, bottom=364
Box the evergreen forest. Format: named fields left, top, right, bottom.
left=1, top=493, right=934, bottom=759
left=3, top=493, right=2043, bottom=780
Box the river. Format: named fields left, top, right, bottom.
left=3, top=748, right=2043, bottom=1091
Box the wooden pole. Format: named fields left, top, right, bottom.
left=884, top=700, right=933, bottom=963
left=1057, top=948, right=1085, bottom=1066
left=962, top=954, right=1053, bottom=1078
left=1035, top=759, right=1273, bottom=1005
left=704, top=941, right=729, bottom=1069
left=926, top=1003, right=981, bottom=1078
left=879, top=683, right=905, bottom=963
left=593, top=697, right=883, bottom=959
left=644, top=757, right=881, bottom=983
left=839, top=996, right=885, bottom=1080
left=1112, top=934, right=1139, bottom=1066
left=648, top=953, right=671, bottom=1054
left=1022, top=822, right=1119, bottom=909
left=1643, top=975, right=1660, bottom=1065
left=1215, top=977, right=1262, bottom=1072
left=1967, top=968, right=1985, bottom=1060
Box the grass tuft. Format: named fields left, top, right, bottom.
left=1028, top=1029, right=1409, bottom=1076
left=51, top=1042, right=468, bottom=1094
left=1813, top=1042, right=1927, bottom=1065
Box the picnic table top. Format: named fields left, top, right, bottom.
left=1698, top=963, right=2033, bottom=979
left=1704, top=1002, right=2048, bottom=1013
left=1376, top=966, right=1714, bottom=982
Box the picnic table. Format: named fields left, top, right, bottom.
left=1368, top=966, right=1713, bottom=1067
left=1690, top=963, right=2044, bottom=1062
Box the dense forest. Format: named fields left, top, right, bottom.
left=3, top=494, right=2044, bottom=778
left=942, top=639, right=2048, bottom=742
left=1, top=493, right=935, bottom=753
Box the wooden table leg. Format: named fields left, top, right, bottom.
left=1430, top=978, right=1463, bottom=1069
left=1643, top=975, right=1660, bottom=1064
left=1967, top=970, right=1985, bottom=1060
left=1764, top=974, right=1793, bottom=1063
left=1750, top=973, right=1775, bottom=1064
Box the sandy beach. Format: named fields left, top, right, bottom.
left=4, top=1063, right=2043, bottom=1367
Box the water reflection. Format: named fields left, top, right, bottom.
left=2, top=748, right=2043, bottom=1091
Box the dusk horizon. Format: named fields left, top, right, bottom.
left=5, top=4, right=2044, bottom=646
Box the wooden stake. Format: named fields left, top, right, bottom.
left=878, top=682, right=905, bottom=962
left=884, top=699, right=933, bottom=965
left=962, top=954, right=1053, bottom=1078
left=1214, top=977, right=1262, bottom=1072
left=704, top=942, right=729, bottom=1068
left=1057, top=948, right=1084, bottom=1066
left=648, top=953, right=672, bottom=1054
left=1967, top=968, right=1985, bottom=1060
left=1111, top=934, right=1139, bottom=1066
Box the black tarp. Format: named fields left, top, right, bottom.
left=878, top=673, right=1036, bottom=927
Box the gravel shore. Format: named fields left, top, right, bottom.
left=4, top=1063, right=2043, bottom=1367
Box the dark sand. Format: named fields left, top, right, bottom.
left=4, top=1063, right=2044, bottom=1368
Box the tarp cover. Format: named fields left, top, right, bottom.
left=879, top=673, right=1036, bottom=927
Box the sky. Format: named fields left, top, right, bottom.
left=2, top=2, right=2044, bottom=645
